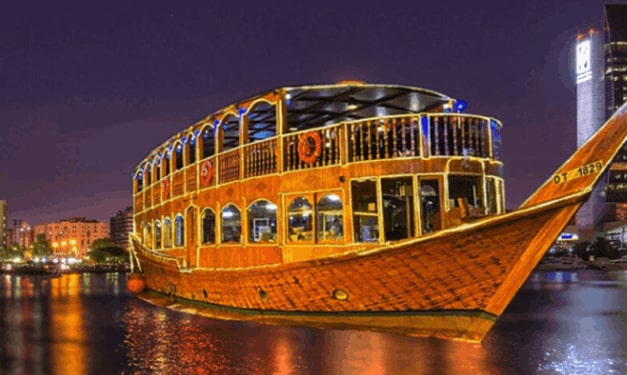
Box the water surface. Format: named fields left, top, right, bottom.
left=1, top=270, right=625, bottom=374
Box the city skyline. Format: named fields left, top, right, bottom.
left=0, top=1, right=621, bottom=225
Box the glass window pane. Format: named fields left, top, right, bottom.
left=317, top=194, right=343, bottom=241
left=287, top=197, right=313, bottom=242
left=351, top=180, right=379, bottom=242
left=248, top=200, right=277, bottom=242
left=221, top=205, right=241, bottom=243
left=202, top=209, right=215, bottom=244
left=175, top=215, right=184, bottom=246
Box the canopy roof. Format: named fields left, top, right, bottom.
left=280, top=83, right=453, bottom=130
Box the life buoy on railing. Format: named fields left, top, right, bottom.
left=298, top=131, right=322, bottom=165
left=162, top=179, right=170, bottom=199
left=200, top=160, right=214, bottom=187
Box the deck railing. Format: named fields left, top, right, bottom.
left=244, top=138, right=278, bottom=177
left=284, top=124, right=343, bottom=171
left=135, top=113, right=501, bottom=199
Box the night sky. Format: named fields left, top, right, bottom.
left=0, top=1, right=617, bottom=226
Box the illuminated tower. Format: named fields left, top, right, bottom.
left=604, top=4, right=627, bottom=218
left=575, top=29, right=605, bottom=240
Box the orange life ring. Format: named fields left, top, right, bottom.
left=200, top=160, right=214, bottom=187
left=298, top=131, right=322, bottom=165
left=162, top=179, right=170, bottom=199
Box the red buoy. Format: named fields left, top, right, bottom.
left=127, top=273, right=147, bottom=294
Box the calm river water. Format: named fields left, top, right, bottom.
left=0, top=270, right=625, bottom=375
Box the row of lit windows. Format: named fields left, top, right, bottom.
left=141, top=193, right=343, bottom=249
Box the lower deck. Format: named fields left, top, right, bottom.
left=134, top=159, right=505, bottom=269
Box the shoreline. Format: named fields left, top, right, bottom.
left=0, top=262, right=130, bottom=275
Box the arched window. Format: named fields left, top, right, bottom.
left=164, top=151, right=171, bottom=176
left=143, top=222, right=153, bottom=248
left=247, top=101, right=276, bottom=142
left=248, top=200, right=277, bottom=242
left=202, top=209, right=216, bottom=244
left=155, top=220, right=162, bottom=248
left=175, top=143, right=183, bottom=170
left=154, top=156, right=161, bottom=180
left=175, top=215, right=184, bottom=246
left=187, top=134, right=196, bottom=165
left=164, top=217, right=173, bottom=248
left=221, top=114, right=240, bottom=151
left=136, top=172, right=143, bottom=193
left=202, top=127, right=215, bottom=159
left=221, top=204, right=241, bottom=243
left=317, top=194, right=343, bottom=241
left=287, top=197, right=313, bottom=242
left=144, top=163, right=151, bottom=186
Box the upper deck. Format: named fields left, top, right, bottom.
left=132, top=82, right=503, bottom=202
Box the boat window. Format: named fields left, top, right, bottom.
left=143, top=222, right=152, bottom=248
left=202, top=209, right=216, bottom=244
left=351, top=180, right=379, bottom=242
left=164, top=217, right=173, bottom=248
left=164, top=152, right=171, bottom=176
left=247, top=101, right=276, bottom=142
left=287, top=197, right=313, bottom=242
left=490, top=120, right=501, bottom=161
left=221, top=114, right=240, bottom=151
left=155, top=220, right=162, bottom=248
left=187, top=136, right=196, bottom=165
left=381, top=177, right=414, bottom=241
left=154, top=157, right=161, bottom=180
left=419, top=179, right=441, bottom=233
left=221, top=205, right=241, bottom=243
left=316, top=194, right=343, bottom=241
left=175, top=215, right=184, bottom=246
left=175, top=143, right=183, bottom=171
left=136, top=172, right=143, bottom=193
left=248, top=200, right=277, bottom=243
left=202, top=128, right=215, bottom=159
left=448, top=176, right=483, bottom=217
left=144, top=163, right=151, bottom=186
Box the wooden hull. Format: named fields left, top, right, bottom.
left=131, top=193, right=584, bottom=342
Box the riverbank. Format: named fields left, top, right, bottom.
left=0, top=262, right=130, bottom=275
left=535, top=255, right=627, bottom=271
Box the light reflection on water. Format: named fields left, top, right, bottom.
left=0, top=270, right=625, bottom=374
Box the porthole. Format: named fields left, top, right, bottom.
left=258, top=289, right=269, bottom=301
left=332, top=289, right=349, bottom=301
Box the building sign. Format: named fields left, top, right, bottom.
left=576, top=39, right=592, bottom=84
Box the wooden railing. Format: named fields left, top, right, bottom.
left=219, top=149, right=240, bottom=184
left=348, top=116, right=419, bottom=161
left=283, top=124, right=343, bottom=171
left=244, top=139, right=278, bottom=177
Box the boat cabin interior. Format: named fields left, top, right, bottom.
left=133, top=83, right=505, bottom=267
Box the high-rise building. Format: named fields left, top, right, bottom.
left=0, top=200, right=7, bottom=248
left=34, top=217, right=109, bottom=259
left=604, top=4, right=627, bottom=209
left=575, top=29, right=606, bottom=239
left=110, top=206, right=133, bottom=251
left=18, top=222, right=33, bottom=249
left=604, top=4, right=627, bottom=118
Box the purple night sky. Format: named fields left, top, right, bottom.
left=0, top=1, right=615, bottom=225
